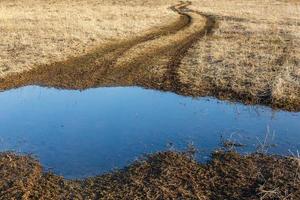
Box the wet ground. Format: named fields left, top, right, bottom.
left=0, top=86, right=299, bottom=179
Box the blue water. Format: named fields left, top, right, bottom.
left=0, top=86, right=299, bottom=179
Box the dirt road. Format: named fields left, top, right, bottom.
left=0, top=2, right=215, bottom=92
left=0, top=2, right=298, bottom=111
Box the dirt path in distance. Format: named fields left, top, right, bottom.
left=0, top=2, right=298, bottom=111
left=0, top=2, right=215, bottom=92
left=0, top=2, right=206, bottom=88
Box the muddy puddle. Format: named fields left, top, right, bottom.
left=0, top=86, right=299, bottom=179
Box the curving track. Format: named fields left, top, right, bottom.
left=1, top=2, right=297, bottom=110
left=0, top=2, right=216, bottom=94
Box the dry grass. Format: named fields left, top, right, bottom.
left=0, top=0, right=178, bottom=77
left=0, top=2, right=210, bottom=92
left=0, top=0, right=299, bottom=109
left=179, top=0, right=300, bottom=109
left=1, top=151, right=299, bottom=199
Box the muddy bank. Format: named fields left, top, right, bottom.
left=0, top=150, right=299, bottom=199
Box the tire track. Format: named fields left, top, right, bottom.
left=0, top=2, right=216, bottom=93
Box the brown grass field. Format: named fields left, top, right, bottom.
left=181, top=0, right=300, bottom=111
left=0, top=0, right=299, bottom=110
left=0, top=0, right=177, bottom=75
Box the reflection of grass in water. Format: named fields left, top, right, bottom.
left=0, top=149, right=299, bottom=199
left=218, top=126, right=283, bottom=155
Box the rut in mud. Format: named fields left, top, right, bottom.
left=0, top=2, right=215, bottom=92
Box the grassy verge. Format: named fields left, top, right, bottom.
left=1, top=150, right=299, bottom=199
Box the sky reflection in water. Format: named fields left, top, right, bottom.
left=0, top=86, right=299, bottom=178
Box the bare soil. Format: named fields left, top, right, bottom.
left=1, top=151, right=299, bottom=199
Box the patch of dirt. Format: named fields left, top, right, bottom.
left=1, top=151, right=299, bottom=199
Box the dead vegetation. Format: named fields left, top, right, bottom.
left=0, top=151, right=299, bottom=199
left=0, top=0, right=299, bottom=111
left=0, top=2, right=211, bottom=93
left=0, top=0, right=177, bottom=77
left=179, top=0, right=300, bottom=110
